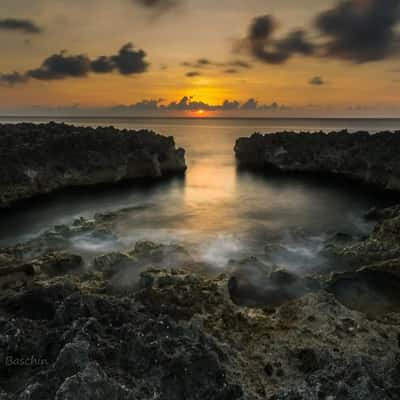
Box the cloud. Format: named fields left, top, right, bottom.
left=229, top=60, right=253, bottom=69
left=91, top=56, right=115, bottom=73
left=185, top=71, right=201, bottom=77
left=114, top=96, right=283, bottom=113
left=137, top=96, right=285, bottom=112
left=0, top=72, right=30, bottom=85
left=240, top=0, right=400, bottom=65
left=315, top=0, right=400, bottom=62
left=0, top=18, right=42, bottom=34
left=1, top=43, right=149, bottom=85
left=132, top=0, right=181, bottom=13
left=224, top=68, right=238, bottom=74
left=239, top=15, right=315, bottom=64
left=309, top=76, right=324, bottom=85
left=28, top=53, right=91, bottom=80
left=182, top=58, right=253, bottom=76
left=113, top=98, right=163, bottom=112
left=111, top=43, right=149, bottom=74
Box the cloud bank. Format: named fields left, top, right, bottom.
left=113, top=96, right=284, bottom=113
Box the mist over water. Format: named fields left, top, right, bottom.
left=1, top=117, right=398, bottom=271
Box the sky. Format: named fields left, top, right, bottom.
left=0, top=0, right=400, bottom=117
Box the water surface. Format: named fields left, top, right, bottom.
left=1, top=117, right=398, bottom=271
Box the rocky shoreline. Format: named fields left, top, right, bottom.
left=1, top=128, right=400, bottom=399
left=0, top=123, right=186, bottom=208
left=235, top=131, right=400, bottom=192
left=1, top=201, right=400, bottom=399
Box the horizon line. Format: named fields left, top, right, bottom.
left=1, top=115, right=400, bottom=121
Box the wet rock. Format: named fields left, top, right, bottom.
left=93, top=252, right=135, bottom=279
left=0, top=264, right=36, bottom=290
left=229, top=264, right=321, bottom=308
left=295, top=348, right=321, bottom=373
left=0, top=282, right=77, bottom=320
left=54, top=341, right=90, bottom=380
left=36, top=253, right=83, bottom=277
left=54, top=362, right=133, bottom=400
left=235, top=131, right=400, bottom=192
left=327, top=267, right=400, bottom=317
left=0, top=122, right=186, bottom=208
left=326, top=205, right=400, bottom=268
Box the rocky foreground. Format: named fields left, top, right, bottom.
left=235, top=131, right=400, bottom=192
left=1, top=204, right=400, bottom=399
left=0, top=123, right=186, bottom=208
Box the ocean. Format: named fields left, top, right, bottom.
left=1, top=117, right=399, bottom=272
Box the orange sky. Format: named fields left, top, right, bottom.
left=1, top=0, right=400, bottom=117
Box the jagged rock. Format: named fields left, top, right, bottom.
left=36, top=253, right=84, bottom=277
left=0, top=264, right=36, bottom=290
left=54, top=362, right=133, bottom=400
left=0, top=122, right=186, bottom=207
left=235, top=131, right=400, bottom=191
left=325, top=205, right=400, bottom=267
left=1, top=267, right=400, bottom=399
left=228, top=259, right=321, bottom=308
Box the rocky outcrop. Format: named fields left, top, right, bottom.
left=235, top=130, right=400, bottom=191
left=0, top=122, right=186, bottom=207
left=1, top=263, right=400, bottom=400
left=2, top=203, right=400, bottom=398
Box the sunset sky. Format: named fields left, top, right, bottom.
left=1, top=0, right=400, bottom=117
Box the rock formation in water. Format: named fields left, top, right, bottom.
left=235, top=131, right=400, bottom=191
left=1, top=205, right=400, bottom=399
left=0, top=122, right=186, bottom=207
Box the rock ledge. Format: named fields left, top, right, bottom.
left=235, top=130, right=400, bottom=191
left=0, top=122, right=186, bottom=207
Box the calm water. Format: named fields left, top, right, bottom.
left=1, top=117, right=399, bottom=271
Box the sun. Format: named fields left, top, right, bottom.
left=197, top=109, right=205, bottom=116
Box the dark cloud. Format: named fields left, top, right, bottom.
left=241, top=98, right=258, bottom=110
left=309, top=76, right=324, bottom=85
left=132, top=0, right=181, bottom=12
left=0, top=72, right=30, bottom=85
left=185, top=71, right=201, bottom=77
left=90, top=44, right=149, bottom=75
left=1, top=43, right=149, bottom=85
left=28, top=53, right=91, bottom=80
left=241, top=0, right=400, bottom=65
left=161, top=97, right=283, bottom=112
left=315, top=0, right=400, bottom=62
left=91, top=56, right=115, bottom=73
left=113, top=99, right=163, bottom=112
left=0, top=18, right=42, bottom=34
left=224, top=68, right=238, bottom=74
left=241, top=15, right=315, bottom=64
left=111, top=43, right=149, bottom=75
left=229, top=60, right=253, bottom=69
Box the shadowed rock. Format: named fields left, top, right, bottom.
left=0, top=122, right=186, bottom=207
left=235, top=130, right=400, bottom=192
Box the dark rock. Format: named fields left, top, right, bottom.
left=0, top=123, right=186, bottom=207
left=327, top=267, right=400, bottom=317
left=229, top=265, right=321, bottom=308
left=235, top=131, right=400, bottom=192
